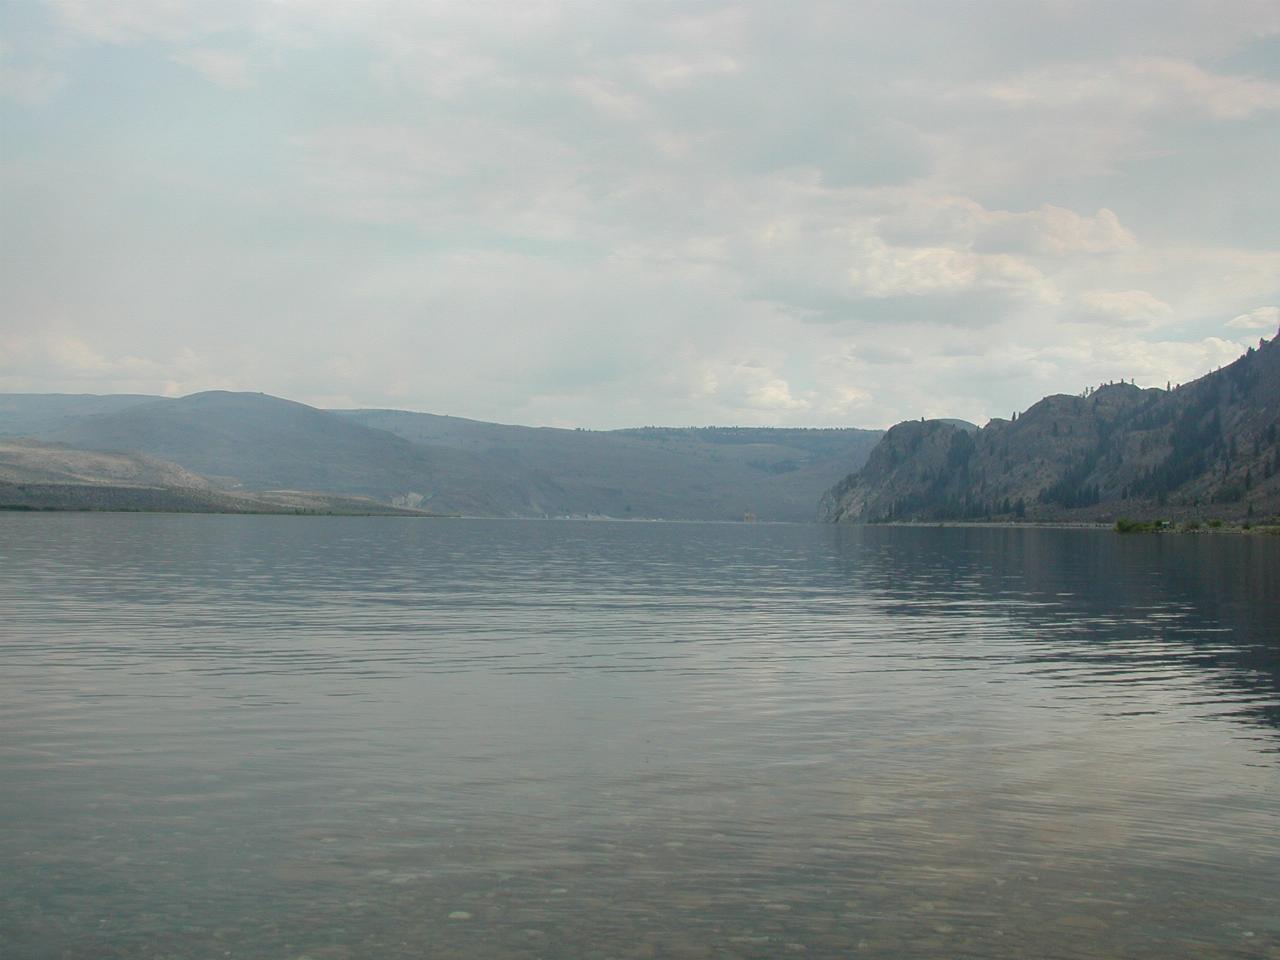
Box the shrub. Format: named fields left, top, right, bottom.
left=1115, top=518, right=1155, bottom=533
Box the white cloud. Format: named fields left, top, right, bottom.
left=49, top=0, right=254, bottom=44
left=627, top=53, right=741, bottom=91
left=1226, top=305, right=1280, bottom=331
left=1045, top=334, right=1250, bottom=393
left=979, top=57, right=1280, bottom=121
left=0, top=332, right=210, bottom=393
left=172, top=48, right=254, bottom=89
left=847, top=239, right=1048, bottom=301
left=170, top=48, right=252, bottom=89
left=0, top=62, right=65, bottom=105
left=569, top=75, right=647, bottom=121
left=694, top=360, right=809, bottom=412
left=1072, top=290, right=1175, bottom=329
left=0, top=29, right=78, bottom=106
left=874, top=195, right=1135, bottom=255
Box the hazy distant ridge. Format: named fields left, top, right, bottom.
left=0, top=393, right=882, bottom=520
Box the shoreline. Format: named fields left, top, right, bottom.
left=0, top=503, right=446, bottom=518
left=858, top=519, right=1279, bottom=535
left=3, top=507, right=1277, bottom=534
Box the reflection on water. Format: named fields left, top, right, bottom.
left=1, top=515, right=1277, bottom=959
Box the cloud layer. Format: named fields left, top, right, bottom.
left=1, top=0, right=1278, bottom=427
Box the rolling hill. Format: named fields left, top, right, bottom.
left=0, top=391, right=882, bottom=520
left=337, top=410, right=882, bottom=521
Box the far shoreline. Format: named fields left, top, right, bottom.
left=3, top=506, right=1277, bottom=535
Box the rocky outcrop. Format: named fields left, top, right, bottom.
left=825, top=332, right=1280, bottom=523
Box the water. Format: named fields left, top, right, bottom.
left=1, top=514, right=1277, bottom=960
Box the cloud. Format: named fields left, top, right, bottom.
left=1038, top=334, right=1250, bottom=393
left=1, top=0, right=1277, bottom=429
left=0, top=332, right=209, bottom=393
left=852, top=343, right=914, bottom=366
left=1071, top=290, right=1175, bottom=329
left=876, top=196, right=1135, bottom=255
left=627, top=52, right=741, bottom=91
left=293, top=122, right=594, bottom=239
left=0, top=41, right=67, bottom=105
left=48, top=0, right=254, bottom=44
left=975, top=206, right=1135, bottom=256
left=1226, top=305, right=1280, bottom=331
left=977, top=57, right=1280, bottom=121
left=693, top=360, right=809, bottom=413
left=719, top=186, right=1065, bottom=323
left=170, top=48, right=252, bottom=89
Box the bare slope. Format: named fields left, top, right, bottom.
left=0, top=438, right=213, bottom=488
left=0, top=438, right=432, bottom=515
left=825, top=334, right=1280, bottom=523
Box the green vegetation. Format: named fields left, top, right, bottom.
left=1115, top=518, right=1156, bottom=533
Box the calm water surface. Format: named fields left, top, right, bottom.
left=1, top=515, right=1278, bottom=959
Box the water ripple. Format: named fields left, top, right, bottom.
left=1, top=514, right=1278, bottom=960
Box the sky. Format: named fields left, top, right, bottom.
left=1, top=0, right=1278, bottom=429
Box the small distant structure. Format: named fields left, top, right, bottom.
left=743, top=510, right=758, bottom=523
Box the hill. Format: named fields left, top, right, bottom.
left=0, top=438, right=433, bottom=515
left=0, top=391, right=881, bottom=520
left=0, top=394, right=158, bottom=438
left=337, top=410, right=882, bottom=521
left=43, top=391, right=507, bottom=513
left=823, top=333, right=1280, bottom=523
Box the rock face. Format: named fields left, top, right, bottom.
left=825, top=333, right=1280, bottom=523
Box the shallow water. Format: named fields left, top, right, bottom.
left=1, top=514, right=1278, bottom=959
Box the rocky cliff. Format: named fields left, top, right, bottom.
left=824, top=332, right=1280, bottom=523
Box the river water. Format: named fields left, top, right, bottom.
left=1, top=514, right=1277, bottom=959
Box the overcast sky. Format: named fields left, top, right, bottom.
left=2, top=0, right=1278, bottom=428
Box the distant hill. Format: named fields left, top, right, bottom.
left=824, top=333, right=1280, bottom=523
left=40, top=391, right=516, bottom=515
left=0, top=391, right=882, bottom=520
left=333, top=412, right=883, bottom=521
left=0, top=439, right=427, bottom=515
left=0, top=394, right=158, bottom=438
